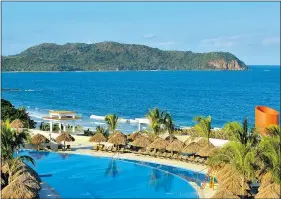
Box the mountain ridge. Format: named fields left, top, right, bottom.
left=2, top=41, right=248, bottom=71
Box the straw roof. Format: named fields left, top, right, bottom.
left=148, top=138, right=169, bottom=150
left=108, top=131, right=120, bottom=139
left=89, top=132, right=107, bottom=142
left=10, top=119, right=25, bottom=129
left=220, top=172, right=250, bottom=196
left=166, top=140, right=184, bottom=152
left=260, top=172, right=274, bottom=188
left=131, top=136, right=152, bottom=148
left=181, top=142, right=202, bottom=154
left=183, top=136, right=198, bottom=146
left=127, top=132, right=143, bottom=141
left=1, top=178, right=39, bottom=199
left=196, top=143, right=218, bottom=157
left=108, top=131, right=127, bottom=145
left=147, top=134, right=159, bottom=142
left=212, top=189, right=239, bottom=199
left=215, top=164, right=232, bottom=183
left=55, top=132, right=75, bottom=143
left=255, top=183, right=280, bottom=199
left=164, top=134, right=178, bottom=142
left=31, top=134, right=49, bottom=145
left=196, top=137, right=209, bottom=146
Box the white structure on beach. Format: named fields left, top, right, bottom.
left=90, top=115, right=150, bottom=131
left=42, top=110, right=81, bottom=133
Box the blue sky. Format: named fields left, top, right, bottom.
left=2, top=2, right=280, bottom=65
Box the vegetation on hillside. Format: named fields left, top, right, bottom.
left=2, top=42, right=247, bottom=71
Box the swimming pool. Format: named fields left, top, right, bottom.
left=17, top=150, right=201, bottom=198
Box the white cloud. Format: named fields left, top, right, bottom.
left=143, top=33, right=156, bottom=39
left=262, top=37, right=280, bottom=45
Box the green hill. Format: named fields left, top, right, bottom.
left=2, top=42, right=247, bottom=71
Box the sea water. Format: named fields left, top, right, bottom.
left=2, top=66, right=280, bottom=133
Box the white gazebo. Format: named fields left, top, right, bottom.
left=42, top=110, right=81, bottom=133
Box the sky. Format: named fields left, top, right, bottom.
left=2, top=2, right=280, bottom=65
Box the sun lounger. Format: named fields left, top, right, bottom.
left=182, top=156, right=188, bottom=162
left=178, top=155, right=183, bottom=161
left=112, top=147, right=117, bottom=152
left=107, top=146, right=113, bottom=152
left=120, top=148, right=125, bottom=153
left=160, top=152, right=167, bottom=159
left=66, top=145, right=71, bottom=151
left=156, top=151, right=161, bottom=157
left=165, top=153, right=172, bottom=159
left=149, top=150, right=156, bottom=156
left=92, top=145, right=98, bottom=151
left=172, top=153, right=178, bottom=160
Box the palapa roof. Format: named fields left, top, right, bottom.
left=55, top=132, right=75, bottom=142
left=147, top=134, right=159, bottom=142
left=166, top=140, right=184, bottom=152
left=212, top=189, right=239, bottom=199
left=89, top=132, right=107, bottom=142
left=255, top=183, right=280, bottom=199
left=196, top=143, right=218, bottom=157
left=196, top=137, right=209, bottom=146
left=260, top=172, right=274, bottom=188
left=148, top=138, right=169, bottom=150
left=215, top=164, right=232, bottom=183
left=127, top=132, right=143, bottom=141
left=220, top=172, right=250, bottom=196
left=131, top=136, right=152, bottom=148
left=183, top=136, right=198, bottom=146
left=10, top=119, right=25, bottom=129
left=31, top=133, right=49, bottom=145
left=164, top=134, right=178, bottom=142
left=181, top=142, right=202, bottom=154
left=108, top=131, right=127, bottom=145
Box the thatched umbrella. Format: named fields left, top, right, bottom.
left=181, top=142, right=201, bottom=154
left=212, top=189, right=239, bottom=199
left=215, top=164, right=232, bottom=183
left=166, top=140, right=184, bottom=153
left=108, top=131, right=127, bottom=147
left=196, top=143, right=217, bottom=157
left=147, top=134, right=159, bottom=142
left=184, top=136, right=197, bottom=146
left=127, top=132, right=143, bottom=142
left=164, top=134, right=178, bottom=143
left=10, top=119, right=25, bottom=132
left=255, top=183, right=280, bottom=199
left=31, top=134, right=49, bottom=150
left=2, top=179, right=39, bottom=199
left=148, top=138, right=169, bottom=150
left=196, top=137, right=209, bottom=146
left=220, top=172, right=250, bottom=196
left=89, top=132, right=107, bottom=144
left=260, top=172, right=274, bottom=189
left=131, top=136, right=152, bottom=148
left=55, top=132, right=75, bottom=149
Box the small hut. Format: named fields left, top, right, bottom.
left=127, top=132, right=143, bottom=142
left=181, top=142, right=202, bottom=154
left=55, top=132, right=75, bottom=149
left=148, top=138, right=169, bottom=151
left=220, top=173, right=250, bottom=196
left=108, top=131, right=127, bottom=148
left=183, top=136, right=198, bottom=146
left=255, top=183, right=280, bottom=199
left=10, top=119, right=25, bottom=132
left=146, top=134, right=159, bottom=142
left=166, top=140, right=184, bottom=154
left=89, top=132, right=107, bottom=144
left=196, top=143, right=217, bottom=157
left=31, top=134, right=49, bottom=150
left=164, top=134, right=178, bottom=143
left=131, top=136, right=152, bottom=148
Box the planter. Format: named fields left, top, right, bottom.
left=255, top=106, right=279, bottom=135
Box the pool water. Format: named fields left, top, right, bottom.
left=17, top=150, right=200, bottom=198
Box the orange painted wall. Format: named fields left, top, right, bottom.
left=255, top=106, right=279, bottom=135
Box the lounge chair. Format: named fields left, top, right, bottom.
left=112, top=147, right=117, bottom=152
left=156, top=151, right=161, bottom=157
left=107, top=146, right=113, bottom=152
left=160, top=152, right=167, bottom=159
left=120, top=148, right=125, bottom=153
left=172, top=153, right=178, bottom=160
left=178, top=155, right=183, bottom=161
left=142, top=149, right=150, bottom=156
left=149, top=150, right=156, bottom=157
left=182, top=156, right=188, bottom=162
left=66, top=145, right=71, bottom=151
left=58, top=145, right=63, bottom=151
left=92, top=145, right=98, bottom=151
left=165, top=153, right=172, bottom=159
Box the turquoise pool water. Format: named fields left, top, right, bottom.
left=18, top=150, right=200, bottom=198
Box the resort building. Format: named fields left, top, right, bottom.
left=42, top=110, right=81, bottom=133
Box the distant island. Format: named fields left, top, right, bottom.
left=2, top=42, right=248, bottom=71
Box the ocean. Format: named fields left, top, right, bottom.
left=2, top=66, right=280, bottom=133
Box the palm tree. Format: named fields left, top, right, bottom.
left=256, top=126, right=280, bottom=184
left=208, top=141, right=255, bottom=197
left=193, top=115, right=212, bottom=144
left=1, top=121, right=35, bottom=183
left=146, top=108, right=166, bottom=135
left=96, top=125, right=108, bottom=137
left=223, top=118, right=259, bottom=146
left=163, top=113, right=175, bottom=135
left=105, top=114, right=118, bottom=133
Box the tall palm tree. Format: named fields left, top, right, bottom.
left=193, top=115, right=212, bottom=144
left=223, top=118, right=259, bottom=146
left=105, top=114, right=118, bottom=133
left=1, top=121, right=35, bottom=183
left=163, top=113, right=174, bottom=135
left=208, top=141, right=255, bottom=196
left=96, top=125, right=108, bottom=137
left=146, top=108, right=166, bottom=135
left=256, top=126, right=280, bottom=184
